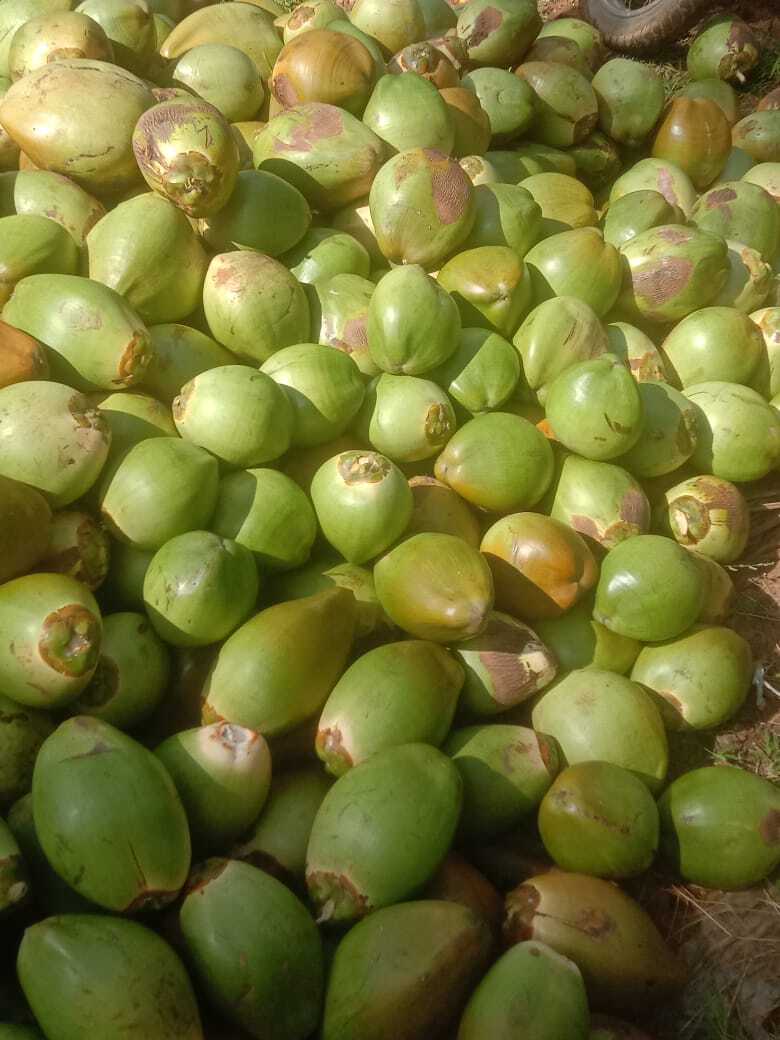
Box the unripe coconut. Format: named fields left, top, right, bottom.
left=690, top=181, right=779, bottom=262
left=406, top=475, right=481, bottom=547
left=616, top=381, right=698, bottom=479
left=603, top=190, right=686, bottom=249
left=33, top=716, right=191, bottom=911
left=632, top=624, right=752, bottom=731
left=731, top=111, right=780, bottom=163
left=284, top=227, right=370, bottom=283
left=0, top=693, right=54, bottom=806
left=462, top=182, right=542, bottom=256
left=567, top=130, right=622, bottom=190
left=606, top=322, right=667, bottom=383
left=143, top=531, right=259, bottom=647
left=656, top=475, right=749, bottom=564
left=34, top=510, right=110, bottom=591
left=515, top=61, right=597, bottom=148
left=713, top=240, right=773, bottom=314
left=652, top=98, right=732, bottom=189
left=374, top=532, right=494, bottom=642
left=0, top=476, right=51, bottom=585
left=687, top=15, right=759, bottom=83
left=432, top=327, right=520, bottom=415
left=480, top=512, right=598, bottom=622
left=133, top=98, right=240, bottom=217
left=0, top=382, right=110, bottom=507
left=658, top=765, right=780, bottom=890
left=592, top=58, right=664, bottom=147
left=534, top=600, right=641, bottom=675
left=457, top=0, right=540, bottom=66
left=678, top=78, right=739, bottom=124
left=388, top=41, right=459, bottom=88
left=273, top=30, right=375, bottom=116
left=143, top=323, right=233, bottom=404
left=357, top=372, right=456, bottom=463
left=173, top=43, right=264, bottom=122
left=439, top=86, right=492, bottom=158
left=524, top=227, right=622, bottom=316
left=539, top=761, right=659, bottom=878
left=179, top=858, right=324, bottom=1040
left=435, top=412, right=553, bottom=513
left=316, top=640, right=464, bottom=775
left=661, top=306, right=768, bottom=391
left=306, top=742, right=462, bottom=922
left=594, top=534, right=706, bottom=642
left=438, top=245, right=532, bottom=337
left=312, top=272, right=377, bottom=376
left=609, top=157, right=697, bottom=217
left=537, top=17, right=605, bottom=73
left=363, top=71, right=455, bottom=154
left=8, top=10, right=113, bottom=80
left=73, top=0, right=154, bottom=75
left=160, top=2, right=283, bottom=78
left=462, top=68, right=537, bottom=144
left=513, top=296, right=608, bottom=400
left=684, top=380, right=780, bottom=482
left=0, top=214, right=80, bottom=307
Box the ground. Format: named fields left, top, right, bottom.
left=280, top=2, right=780, bottom=1037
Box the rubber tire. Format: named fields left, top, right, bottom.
left=581, top=0, right=711, bottom=52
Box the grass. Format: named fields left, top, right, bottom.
left=712, top=723, right=780, bottom=784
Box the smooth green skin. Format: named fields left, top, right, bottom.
left=198, top=170, right=310, bottom=256
left=454, top=611, right=558, bottom=717
left=655, top=473, right=750, bottom=563
left=91, top=391, right=174, bottom=458
left=752, top=307, right=780, bottom=397
left=202, top=587, right=356, bottom=737
left=462, top=68, right=536, bottom=143
left=679, top=78, right=739, bottom=124
left=504, top=872, right=685, bottom=1010
left=592, top=59, right=664, bottom=147
left=609, top=158, right=698, bottom=218
left=311, top=450, right=412, bottom=564
left=100, top=542, right=153, bottom=612
left=87, top=193, right=207, bottom=324
left=181, top=859, right=322, bottom=1040
left=133, top=98, right=239, bottom=218
left=363, top=72, right=454, bottom=154
left=433, top=327, right=520, bottom=414
left=694, top=185, right=779, bottom=266
left=283, top=227, right=370, bottom=284
left=152, top=11, right=174, bottom=45
left=161, top=3, right=282, bottom=79
left=367, top=264, right=460, bottom=375
left=349, top=0, right=424, bottom=54
left=0, top=59, right=154, bottom=195
left=521, top=171, right=596, bottom=237
left=513, top=295, right=607, bottom=399
left=524, top=227, right=622, bottom=316
left=99, top=437, right=219, bottom=550
left=156, top=724, right=270, bottom=851
left=324, top=900, right=492, bottom=1040
left=0, top=573, right=101, bottom=709
left=173, top=365, right=293, bottom=467
left=312, top=272, right=378, bottom=376
left=316, top=640, right=464, bottom=776
left=713, top=146, right=755, bottom=184
left=0, top=0, right=72, bottom=78
left=457, top=0, right=540, bottom=66
left=173, top=43, right=263, bottom=122
left=619, top=224, right=730, bottom=325
left=545, top=355, right=643, bottom=462
left=0, top=475, right=51, bottom=584
left=743, top=162, right=780, bottom=201
left=0, top=170, right=105, bottom=248
left=261, top=343, right=365, bottom=448
left=72, top=611, right=170, bottom=730
left=661, top=306, right=768, bottom=390
left=534, top=602, right=641, bottom=675
left=434, top=412, right=554, bottom=513
left=659, top=765, right=780, bottom=889
left=631, top=625, right=752, bottom=731
left=481, top=149, right=544, bottom=182
left=594, top=534, right=706, bottom=643
left=547, top=453, right=651, bottom=550
left=232, top=766, right=332, bottom=880
left=606, top=322, right=667, bottom=383
left=374, top=532, right=494, bottom=644
left=458, top=941, right=589, bottom=1040
left=516, top=61, right=597, bottom=149
left=714, top=240, right=773, bottom=314
left=696, top=554, right=736, bottom=625
left=446, top=724, right=559, bottom=839
left=532, top=669, right=668, bottom=791
left=306, top=743, right=462, bottom=922
left=602, top=190, right=684, bottom=250
left=8, top=792, right=94, bottom=914
left=143, top=532, right=258, bottom=648
left=75, top=0, right=154, bottom=73
left=616, top=381, right=698, bottom=479
left=687, top=16, right=758, bottom=82
left=0, top=814, right=29, bottom=914
left=406, top=476, right=481, bottom=548
left=268, top=553, right=390, bottom=641
left=144, top=323, right=234, bottom=404
left=203, top=251, right=310, bottom=363
left=357, top=372, right=456, bottom=463
left=0, top=694, right=54, bottom=806
left=462, top=183, right=542, bottom=257
left=438, top=245, right=532, bottom=338
left=4, top=273, right=152, bottom=391
left=18, top=915, right=202, bottom=1040
left=211, top=468, right=317, bottom=572
left=417, top=0, right=457, bottom=34
left=539, top=761, right=659, bottom=879
left=368, top=148, right=476, bottom=269
left=0, top=381, right=110, bottom=507
left=567, top=130, right=622, bottom=191
left=33, top=717, right=191, bottom=911
left=537, top=17, right=604, bottom=72
left=685, top=380, right=780, bottom=482
left=254, top=102, right=386, bottom=212
left=0, top=214, right=80, bottom=306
